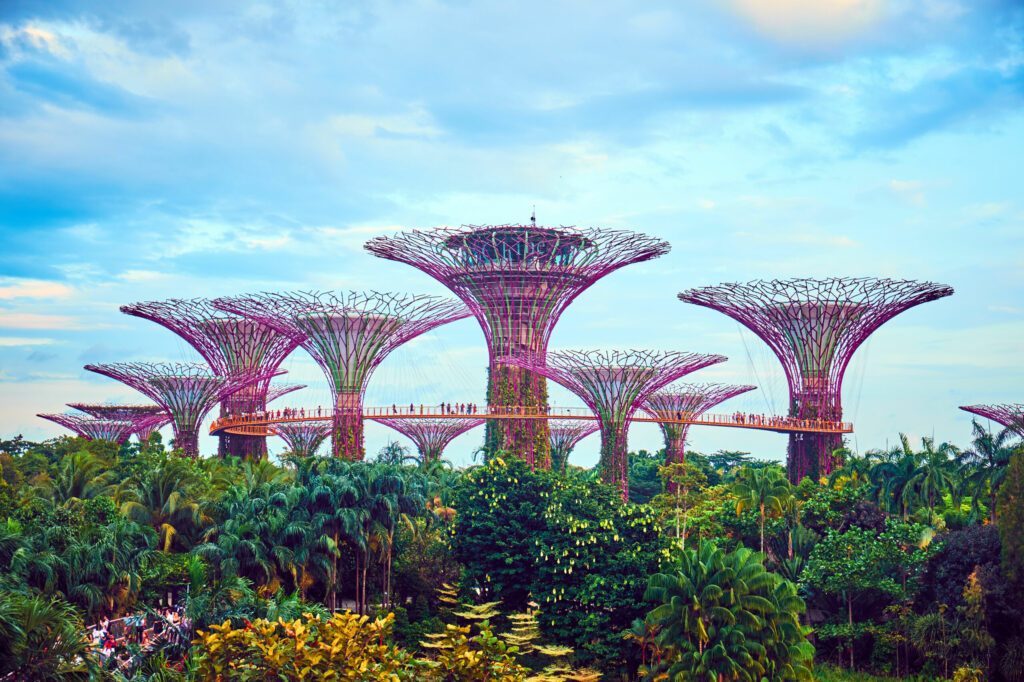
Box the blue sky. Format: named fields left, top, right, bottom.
left=1, top=0, right=1021, bottom=466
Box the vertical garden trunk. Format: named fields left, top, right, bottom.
left=333, top=392, right=364, bottom=460
left=485, top=363, right=551, bottom=468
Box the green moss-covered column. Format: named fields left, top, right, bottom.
left=485, top=363, right=551, bottom=469
left=333, top=391, right=365, bottom=460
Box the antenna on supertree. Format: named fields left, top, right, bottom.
left=213, top=291, right=470, bottom=460
left=642, top=383, right=756, bottom=468
left=38, top=413, right=136, bottom=444
left=365, top=225, right=671, bottom=468
left=501, top=349, right=725, bottom=499
left=960, top=404, right=1024, bottom=439
left=66, top=403, right=170, bottom=443
left=271, top=422, right=333, bottom=458
left=84, top=361, right=281, bottom=459
left=266, top=383, right=306, bottom=404
left=371, top=417, right=485, bottom=463
left=679, top=277, right=953, bottom=482
left=548, top=420, right=599, bottom=474
left=120, top=298, right=301, bottom=459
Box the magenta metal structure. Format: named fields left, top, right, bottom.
left=84, top=362, right=280, bottom=458
left=38, top=412, right=137, bottom=444
left=502, top=349, right=725, bottom=499
left=120, top=298, right=301, bottom=459
left=266, top=383, right=306, bottom=405
left=272, top=422, right=333, bottom=458
left=679, top=277, right=953, bottom=482
left=642, top=383, right=756, bottom=467
left=548, top=420, right=599, bottom=473
left=213, top=291, right=470, bottom=460
left=67, top=403, right=170, bottom=442
left=372, top=417, right=485, bottom=463
left=960, top=404, right=1024, bottom=439
left=365, top=225, right=671, bottom=468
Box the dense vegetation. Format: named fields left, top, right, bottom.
left=0, top=420, right=1020, bottom=680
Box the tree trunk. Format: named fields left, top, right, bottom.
left=848, top=591, right=854, bottom=670
left=759, top=503, right=766, bottom=554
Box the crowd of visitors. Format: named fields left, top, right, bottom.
left=88, top=605, right=189, bottom=670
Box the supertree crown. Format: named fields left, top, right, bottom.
left=548, top=419, right=599, bottom=472
left=642, top=383, right=757, bottom=422
left=212, top=291, right=470, bottom=397
left=66, top=403, right=170, bottom=442
left=38, top=413, right=136, bottom=444
left=365, top=226, right=671, bottom=357
left=371, top=417, right=485, bottom=462
left=84, top=362, right=281, bottom=457
left=271, top=422, right=333, bottom=458
left=678, top=277, right=953, bottom=418
left=960, top=404, right=1024, bottom=438
left=265, top=384, right=306, bottom=404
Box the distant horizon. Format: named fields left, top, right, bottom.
left=1, top=1, right=1021, bottom=466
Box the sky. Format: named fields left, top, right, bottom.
left=0, top=0, right=1021, bottom=467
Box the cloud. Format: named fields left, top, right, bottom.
left=888, top=179, right=927, bottom=206
left=729, top=0, right=884, bottom=49
left=0, top=312, right=84, bottom=329
left=0, top=336, right=57, bottom=346
left=0, top=277, right=74, bottom=299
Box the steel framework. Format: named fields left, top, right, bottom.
left=272, top=422, right=333, bottom=458
left=266, top=383, right=306, bottom=405
left=502, top=349, right=725, bottom=499
left=38, top=412, right=137, bottom=444
left=679, top=277, right=953, bottom=482
left=372, top=417, right=485, bottom=463
left=643, top=383, right=756, bottom=468
left=365, top=225, right=671, bottom=468
left=960, top=404, right=1024, bottom=439
left=120, top=298, right=300, bottom=459
left=213, top=291, right=469, bottom=460
left=66, top=403, right=170, bottom=442
left=84, top=362, right=279, bottom=458
left=548, top=419, right=599, bottom=474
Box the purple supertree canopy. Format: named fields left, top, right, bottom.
left=548, top=419, right=599, bottom=473
left=679, top=277, right=953, bottom=482
left=66, top=403, right=170, bottom=443
left=271, top=422, right=333, bottom=458
left=960, top=404, right=1024, bottom=439
left=120, top=298, right=301, bottom=459
left=501, top=349, right=726, bottom=499
left=365, top=225, right=671, bottom=467
left=212, top=291, right=470, bottom=460
left=38, top=413, right=137, bottom=444
left=371, top=417, right=485, bottom=462
left=84, top=362, right=280, bottom=459
left=265, top=383, right=306, bottom=405
left=642, top=383, right=756, bottom=467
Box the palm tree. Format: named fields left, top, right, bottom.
left=733, top=466, right=792, bottom=553
left=870, top=435, right=920, bottom=519
left=906, top=437, right=958, bottom=518
left=47, top=451, right=115, bottom=506
left=0, top=592, right=96, bottom=680
left=120, top=462, right=208, bottom=551
left=827, top=450, right=875, bottom=491
left=959, top=419, right=1018, bottom=522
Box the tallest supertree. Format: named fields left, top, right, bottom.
left=679, top=277, right=953, bottom=482
left=366, top=225, right=670, bottom=467
left=120, top=298, right=300, bottom=459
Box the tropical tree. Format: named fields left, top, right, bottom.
left=908, top=437, right=959, bottom=517
left=733, top=466, right=792, bottom=553
left=120, top=459, right=209, bottom=551
left=0, top=591, right=96, bottom=680
left=959, top=420, right=1018, bottom=522
left=46, top=451, right=116, bottom=506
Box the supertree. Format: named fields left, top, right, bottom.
left=642, top=383, right=756, bottom=467
left=365, top=225, right=671, bottom=468
left=84, top=362, right=280, bottom=459
left=213, top=291, right=470, bottom=460
left=66, top=403, right=170, bottom=442
left=272, top=422, right=333, bottom=458
left=371, top=417, right=485, bottom=463
left=960, top=404, right=1024, bottom=439
left=38, top=413, right=136, bottom=444
left=548, top=420, right=599, bottom=474
left=502, top=349, right=726, bottom=499
left=120, top=298, right=301, bottom=459
left=679, top=277, right=954, bottom=482
left=266, top=383, right=306, bottom=404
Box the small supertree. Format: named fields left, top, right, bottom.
left=272, top=422, right=333, bottom=458
left=501, top=349, right=726, bottom=499
left=37, top=413, right=136, bottom=444
left=365, top=225, right=671, bottom=468
left=371, top=417, right=485, bottom=463
left=266, top=383, right=306, bottom=405
left=84, top=362, right=279, bottom=458
left=679, top=277, right=953, bottom=482
left=960, top=404, right=1024, bottom=439
left=120, top=298, right=301, bottom=459
left=547, top=420, right=599, bottom=474
left=66, top=403, right=170, bottom=443
left=213, top=291, right=469, bottom=460
left=642, top=383, right=756, bottom=466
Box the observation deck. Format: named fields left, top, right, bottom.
left=210, top=404, right=853, bottom=437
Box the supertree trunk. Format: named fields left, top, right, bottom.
left=485, top=363, right=550, bottom=468
left=174, top=428, right=200, bottom=459
left=334, top=391, right=364, bottom=460
left=219, top=387, right=268, bottom=460
left=598, top=419, right=630, bottom=500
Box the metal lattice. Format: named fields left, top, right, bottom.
left=371, top=417, right=485, bottom=462
left=960, top=404, right=1024, bottom=438
left=501, top=349, right=725, bottom=499
left=272, top=422, right=333, bottom=458
left=642, top=383, right=756, bottom=465
left=66, top=403, right=170, bottom=443
left=37, top=413, right=137, bottom=444
left=548, top=419, right=599, bottom=473
left=266, top=384, right=306, bottom=404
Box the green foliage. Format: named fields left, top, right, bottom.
left=627, top=449, right=663, bottom=504
left=0, top=590, right=96, bottom=680
left=997, top=453, right=1024, bottom=586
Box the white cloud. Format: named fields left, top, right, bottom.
left=0, top=278, right=75, bottom=300
left=0, top=336, right=58, bottom=347
left=729, top=0, right=884, bottom=48
left=0, top=313, right=86, bottom=330
left=888, top=179, right=927, bottom=206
